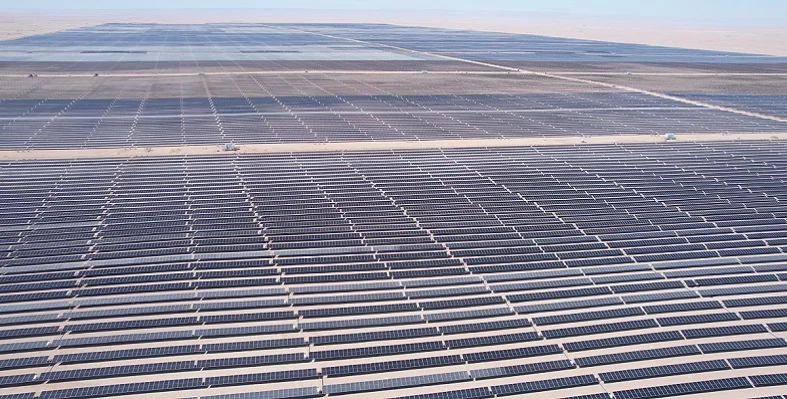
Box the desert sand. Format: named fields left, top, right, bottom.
left=0, top=13, right=106, bottom=41
left=3, top=132, right=785, bottom=161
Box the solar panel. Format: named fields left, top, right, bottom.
left=471, top=359, right=574, bottom=379
left=724, top=296, right=787, bottom=307
left=507, top=286, right=613, bottom=303
left=749, top=373, right=787, bottom=387
left=65, top=317, right=199, bottom=333
left=622, top=290, right=699, bottom=304
left=323, top=355, right=464, bottom=377
left=533, top=307, right=644, bottom=325
left=490, top=374, right=598, bottom=396
left=464, top=344, right=563, bottom=363
left=515, top=296, right=623, bottom=314
left=564, top=331, right=684, bottom=352
left=322, top=371, right=471, bottom=395
left=446, top=332, right=540, bottom=348
left=198, top=324, right=297, bottom=338
left=54, top=345, right=202, bottom=364
left=0, top=394, right=35, bottom=399
left=612, top=377, right=752, bottom=399
left=643, top=301, right=722, bottom=314
left=205, top=369, right=319, bottom=387
left=0, top=373, right=37, bottom=388
left=728, top=354, right=787, bottom=369
left=542, top=319, right=659, bottom=338
left=199, top=387, right=322, bottom=399
left=312, top=341, right=444, bottom=360
left=681, top=324, right=768, bottom=339
left=300, top=315, right=422, bottom=331
left=198, top=353, right=307, bottom=369
left=424, top=307, right=513, bottom=322
left=43, top=361, right=198, bottom=382
left=599, top=360, right=730, bottom=383
left=575, top=345, right=701, bottom=367
left=657, top=312, right=740, bottom=326
left=388, top=387, right=492, bottom=399
left=439, top=319, right=531, bottom=334
left=740, top=308, right=787, bottom=319
left=311, top=327, right=439, bottom=345
left=39, top=378, right=205, bottom=399
left=0, top=356, right=49, bottom=370
left=610, top=280, right=685, bottom=293
left=558, top=395, right=611, bottom=399
left=698, top=338, right=787, bottom=353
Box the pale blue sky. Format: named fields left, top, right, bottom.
left=3, top=0, right=786, bottom=22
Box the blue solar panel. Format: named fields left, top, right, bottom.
left=559, top=395, right=611, bottom=399
left=543, top=319, right=659, bottom=338
left=657, top=312, right=739, bottom=326
left=205, top=369, right=319, bottom=387
left=311, top=327, right=439, bottom=345
left=533, top=307, right=644, bottom=325
left=564, top=331, right=684, bottom=352
left=750, top=373, right=787, bottom=387
left=388, top=387, right=492, bottom=399
left=491, top=375, right=598, bottom=396
left=199, top=386, right=321, bottom=399
left=643, top=301, right=722, bottom=314
left=39, top=378, right=205, bottom=399
left=612, top=377, right=752, bottom=399
left=0, top=356, right=49, bottom=370
left=599, top=360, right=730, bottom=383
left=728, top=355, right=787, bottom=369
left=322, top=371, right=470, bottom=395
left=699, top=338, right=787, bottom=353
left=575, top=345, right=701, bottom=367
left=312, top=341, right=444, bottom=360
left=465, top=344, right=563, bottom=363
left=43, top=361, right=198, bottom=382
left=472, top=359, right=574, bottom=380
left=740, top=308, right=787, bottom=319
left=323, top=355, right=464, bottom=377
left=446, top=332, right=540, bottom=348
left=0, top=394, right=35, bottom=399
left=681, top=324, right=768, bottom=338
left=439, top=319, right=531, bottom=334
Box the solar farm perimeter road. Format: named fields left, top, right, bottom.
left=2, top=132, right=787, bottom=161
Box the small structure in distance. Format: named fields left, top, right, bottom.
left=222, top=142, right=240, bottom=152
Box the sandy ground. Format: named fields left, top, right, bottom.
left=3, top=132, right=784, bottom=161
left=411, top=12, right=787, bottom=57
left=0, top=13, right=107, bottom=41
left=0, top=9, right=785, bottom=56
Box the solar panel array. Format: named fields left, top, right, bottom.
left=0, top=24, right=785, bottom=150
left=0, top=141, right=787, bottom=398
left=2, top=23, right=784, bottom=74
left=1, top=20, right=787, bottom=399
left=3, top=73, right=784, bottom=149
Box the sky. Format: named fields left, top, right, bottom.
left=2, top=0, right=786, bottom=23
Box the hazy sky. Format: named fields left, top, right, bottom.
left=3, top=0, right=786, bottom=22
